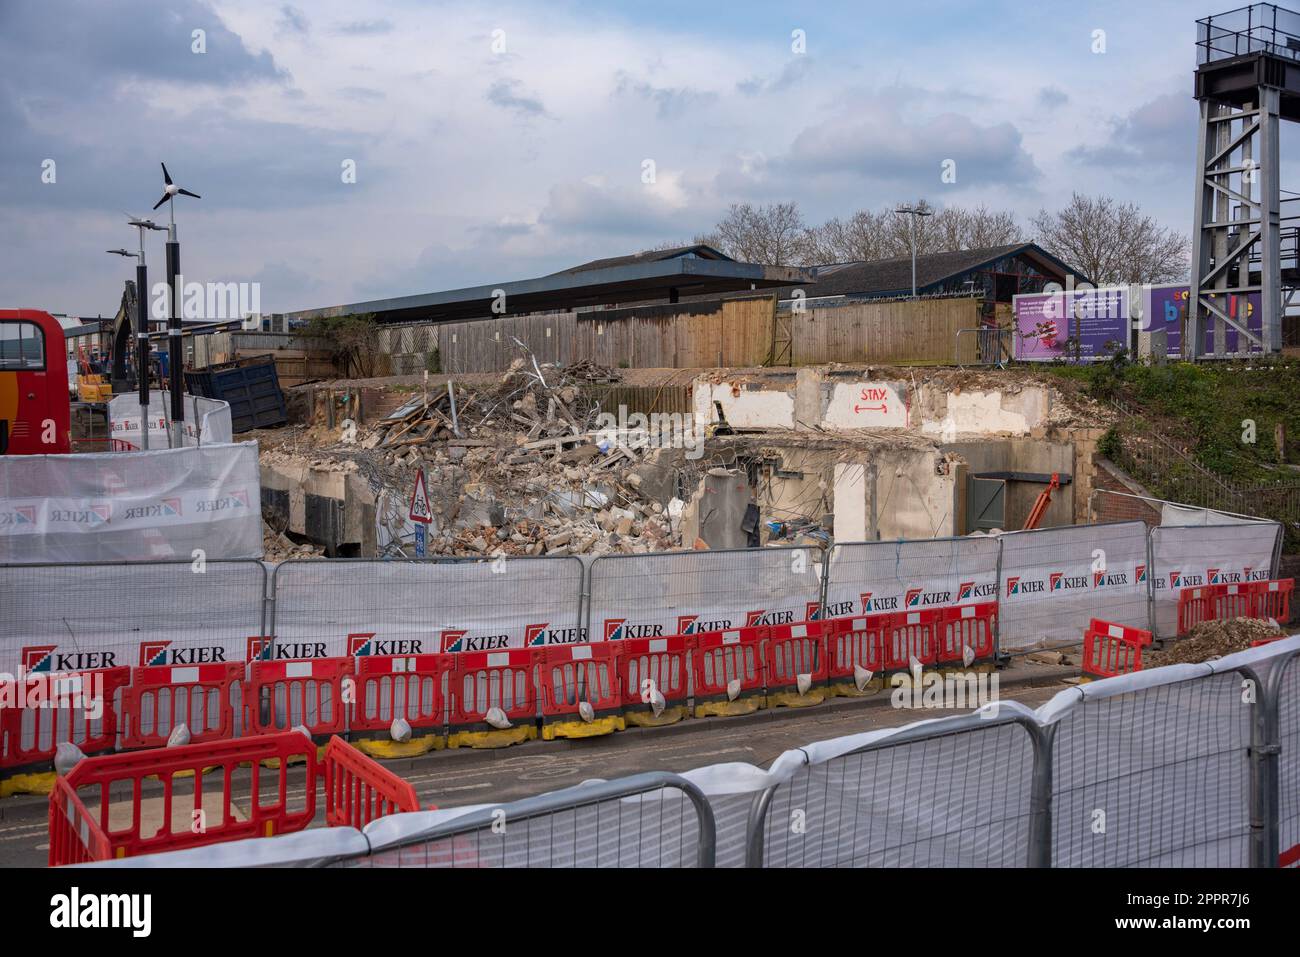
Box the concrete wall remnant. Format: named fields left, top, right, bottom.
left=919, top=385, right=1049, bottom=437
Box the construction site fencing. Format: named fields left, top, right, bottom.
left=1044, top=660, right=1259, bottom=867
left=0, top=559, right=267, bottom=677
left=586, top=545, right=824, bottom=642
left=270, top=555, right=585, bottom=655
left=823, top=537, right=1000, bottom=622
left=745, top=706, right=1047, bottom=867
left=997, top=521, right=1151, bottom=651
left=338, top=772, right=717, bottom=868
left=0, top=441, right=263, bottom=563
left=1148, top=521, right=1283, bottom=637
left=80, top=635, right=1300, bottom=868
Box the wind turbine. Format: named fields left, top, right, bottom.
left=152, top=162, right=201, bottom=220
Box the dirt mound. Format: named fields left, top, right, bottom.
left=1150, top=617, right=1285, bottom=665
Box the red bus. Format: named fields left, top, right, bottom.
left=0, top=309, right=72, bottom=454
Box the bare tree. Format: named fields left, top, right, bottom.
left=710, top=202, right=808, bottom=265
left=802, top=209, right=892, bottom=263
left=705, top=199, right=1027, bottom=267
left=1031, top=193, right=1189, bottom=286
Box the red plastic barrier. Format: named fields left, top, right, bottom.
left=1177, top=584, right=1220, bottom=635
left=826, top=615, right=886, bottom=689
left=939, top=602, right=997, bottom=664
left=1252, top=578, right=1293, bottom=623
left=1, top=667, right=131, bottom=774
left=322, top=735, right=421, bottom=829
left=763, top=621, right=828, bottom=696
left=1082, top=618, right=1152, bottom=680
left=539, top=643, right=623, bottom=730
left=244, top=657, right=354, bottom=741
left=882, top=609, right=942, bottom=671
left=121, top=662, right=244, bottom=750
left=48, top=731, right=317, bottom=865
left=448, top=649, right=540, bottom=737
left=1214, top=582, right=1253, bottom=621
left=691, top=627, right=766, bottom=709
left=351, top=654, right=451, bottom=741
left=618, top=635, right=691, bottom=719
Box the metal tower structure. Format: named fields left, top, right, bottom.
left=1191, top=4, right=1300, bottom=358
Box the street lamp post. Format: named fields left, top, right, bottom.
left=896, top=205, right=933, bottom=300
left=109, top=217, right=166, bottom=450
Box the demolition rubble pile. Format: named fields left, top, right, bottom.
left=265, top=357, right=690, bottom=559
left=1149, top=617, right=1285, bottom=665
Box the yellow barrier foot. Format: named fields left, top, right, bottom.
left=623, top=705, right=687, bottom=728
left=693, top=697, right=763, bottom=718
left=765, top=689, right=826, bottom=709
left=0, top=771, right=56, bottom=798
left=353, top=735, right=442, bottom=759
left=447, top=724, right=536, bottom=749
left=541, top=715, right=624, bottom=740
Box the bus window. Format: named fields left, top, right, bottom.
left=0, top=321, right=46, bottom=370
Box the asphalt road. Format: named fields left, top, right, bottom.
left=0, top=668, right=1070, bottom=867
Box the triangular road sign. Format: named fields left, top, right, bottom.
left=409, top=469, right=433, bottom=524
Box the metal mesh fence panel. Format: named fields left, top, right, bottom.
left=998, top=521, right=1149, bottom=651
left=1276, top=653, right=1300, bottom=867
left=347, top=774, right=715, bottom=867
left=0, top=560, right=266, bottom=675
left=272, top=556, right=585, bottom=654
left=823, top=537, right=1000, bottom=619
left=1049, top=670, right=1253, bottom=867
left=1149, top=522, right=1281, bottom=637
left=587, top=546, right=823, bottom=640
left=751, top=716, right=1039, bottom=867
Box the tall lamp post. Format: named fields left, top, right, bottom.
left=107, top=220, right=158, bottom=450
left=896, top=205, right=933, bottom=300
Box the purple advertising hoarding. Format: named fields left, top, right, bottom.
left=1013, top=285, right=1264, bottom=361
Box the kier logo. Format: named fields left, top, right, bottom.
left=745, top=609, right=795, bottom=626
left=440, top=629, right=510, bottom=652
left=20, top=644, right=118, bottom=674
left=602, top=619, right=665, bottom=641
left=1135, top=564, right=1147, bottom=583
left=677, top=614, right=733, bottom=634
left=349, top=633, right=424, bottom=656
left=957, top=581, right=996, bottom=601
left=139, top=640, right=226, bottom=666
left=525, top=623, right=585, bottom=646
left=859, top=592, right=898, bottom=613
left=1006, top=577, right=1021, bottom=596
left=805, top=601, right=822, bottom=621
left=245, top=637, right=328, bottom=662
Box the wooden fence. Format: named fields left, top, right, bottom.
left=431, top=298, right=774, bottom=373
left=791, top=297, right=983, bottom=366
left=197, top=295, right=986, bottom=380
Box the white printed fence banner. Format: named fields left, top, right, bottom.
left=0, top=442, right=262, bottom=563
left=823, top=537, right=1000, bottom=618
left=997, top=521, right=1150, bottom=650
left=1148, top=521, right=1281, bottom=637
left=587, top=546, right=823, bottom=641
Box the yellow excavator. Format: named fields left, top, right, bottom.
left=75, top=344, right=113, bottom=404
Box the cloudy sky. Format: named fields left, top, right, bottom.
left=0, top=0, right=1281, bottom=316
